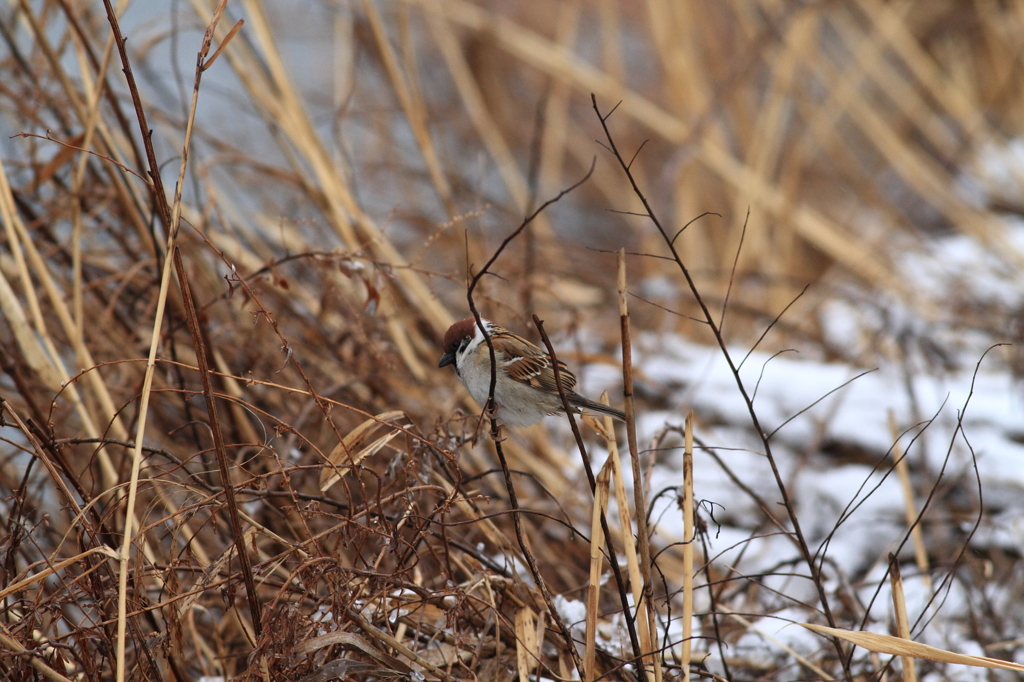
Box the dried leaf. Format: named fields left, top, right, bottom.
left=581, top=413, right=614, bottom=442
left=801, top=623, right=1024, bottom=672
left=515, top=606, right=538, bottom=682
left=320, top=410, right=405, bottom=491
left=363, top=273, right=380, bottom=315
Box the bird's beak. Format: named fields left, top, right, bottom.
left=438, top=351, right=456, bottom=368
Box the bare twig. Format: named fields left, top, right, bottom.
left=616, top=249, right=660, bottom=679
left=593, top=94, right=853, bottom=681
left=464, top=160, right=596, bottom=678
left=99, top=3, right=263, bottom=677
left=533, top=314, right=648, bottom=679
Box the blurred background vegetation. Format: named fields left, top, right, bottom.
left=1, top=0, right=1022, bottom=679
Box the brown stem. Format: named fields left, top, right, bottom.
left=463, top=163, right=596, bottom=679
left=592, top=94, right=853, bottom=681
left=100, top=0, right=262, bottom=639
left=533, top=315, right=648, bottom=680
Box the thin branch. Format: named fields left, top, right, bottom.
left=463, top=159, right=596, bottom=680
left=607, top=208, right=655, bottom=218
left=533, top=314, right=648, bottom=679
left=671, top=211, right=721, bottom=247
left=627, top=139, right=650, bottom=170
left=99, top=4, right=263, bottom=676
left=589, top=246, right=678, bottom=262
left=766, top=369, right=877, bottom=440
left=593, top=94, right=854, bottom=681
left=719, top=208, right=748, bottom=330
left=738, top=284, right=810, bottom=372
left=751, top=349, right=797, bottom=404
left=627, top=292, right=709, bottom=325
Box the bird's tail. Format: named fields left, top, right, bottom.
left=568, top=393, right=626, bottom=422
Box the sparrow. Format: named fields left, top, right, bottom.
left=438, top=317, right=626, bottom=428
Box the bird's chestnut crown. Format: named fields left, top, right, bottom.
left=438, top=317, right=482, bottom=368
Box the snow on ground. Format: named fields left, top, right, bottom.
left=568, top=309, right=1022, bottom=674
left=547, top=141, right=1024, bottom=675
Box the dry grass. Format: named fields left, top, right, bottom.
left=1, top=0, right=1022, bottom=680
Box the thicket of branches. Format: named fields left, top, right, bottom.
left=1, top=1, right=1022, bottom=681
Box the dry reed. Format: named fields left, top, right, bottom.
left=0, top=1, right=1021, bottom=680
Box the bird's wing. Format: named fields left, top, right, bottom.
left=491, top=330, right=578, bottom=394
